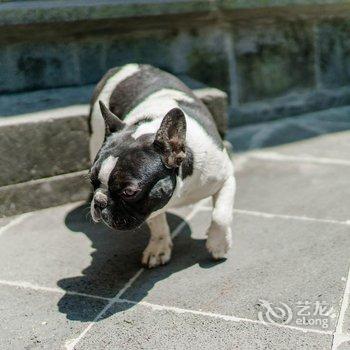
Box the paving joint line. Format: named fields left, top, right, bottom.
left=1, top=204, right=343, bottom=346
left=332, top=263, right=350, bottom=349
left=118, top=298, right=333, bottom=336
left=0, top=212, right=33, bottom=238
left=0, top=277, right=334, bottom=340
left=0, top=279, right=111, bottom=301
left=198, top=206, right=350, bottom=226
left=233, top=208, right=350, bottom=226
left=64, top=203, right=204, bottom=350
left=242, top=151, right=350, bottom=167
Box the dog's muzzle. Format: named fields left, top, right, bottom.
left=91, top=190, right=108, bottom=222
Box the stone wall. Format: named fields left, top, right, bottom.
left=0, top=86, right=227, bottom=216
left=2, top=0, right=350, bottom=125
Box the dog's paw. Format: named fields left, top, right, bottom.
left=142, top=238, right=173, bottom=268
left=206, top=227, right=232, bottom=260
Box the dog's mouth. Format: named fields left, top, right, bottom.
left=90, top=197, right=146, bottom=230
left=90, top=199, right=102, bottom=223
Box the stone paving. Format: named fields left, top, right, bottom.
left=1, top=125, right=350, bottom=349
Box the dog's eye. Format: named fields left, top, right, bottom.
left=121, top=187, right=139, bottom=198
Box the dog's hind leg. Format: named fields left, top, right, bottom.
left=142, top=213, right=173, bottom=268
left=206, top=173, right=236, bottom=259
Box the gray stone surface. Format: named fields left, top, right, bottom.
left=124, top=210, right=349, bottom=331
left=231, top=87, right=350, bottom=126
left=0, top=120, right=349, bottom=348
left=0, top=202, right=186, bottom=299
left=338, top=341, right=350, bottom=350
left=0, top=24, right=229, bottom=95
left=2, top=1, right=350, bottom=125
left=0, top=0, right=217, bottom=26
left=233, top=21, right=314, bottom=104
left=76, top=301, right=332, bottom=350
left=3, top=2, right=350, bottom=124
left=0, top=285, right=107, bottom=350
left=234, top=157, right=350, bottom=221
left=260, top=130, right=350, bottom=161
left=227, top=105, right=350, bottom=152
left=0, top=113, right=90, bottom=186
left=318, top=19, right=350, bottom=88
left=0, top=80, right=222, bottom=118
left=0, top=171, right=90, bottom=217
left=0, top=85, right=92, bottom=118
left=0, top=0, right=348, bottom=27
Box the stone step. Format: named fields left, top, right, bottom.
left=0, top=171, right=90, bottom=218
left=3, top=0, right=350, bottom=125
left=0, top=84, right=227, bottom=217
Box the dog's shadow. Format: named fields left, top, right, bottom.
left=57, top=203, right=223, bottom=322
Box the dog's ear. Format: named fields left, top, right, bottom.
left=99, top=100, right=125, bottom=135
left=154, top=108, right=186, bottom=168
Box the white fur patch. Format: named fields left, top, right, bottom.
left=125, top=88, right=193, bottom=127
left=89, top=64, right=140, bottom=162
left=132, top=118, right=162, bottom=139
left=98, top=156, right=118, bottom=188
left=129, top=89, right=194, bottom=140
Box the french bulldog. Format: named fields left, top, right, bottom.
left=89, top=64, right=236, bottom=268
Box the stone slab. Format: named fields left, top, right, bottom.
left=0, top=0, right=216, bottom=26
left=0, top=82, right=225, bottom=120
left=0, top=171, right=91, bottom=217
left=234, top=21, right=314, bottom=104
left=0, top=112, right=90, bottom=186
left=0, top=202, right=189, bottom=301
left=0, top=81, right=227, bottom=217
left=234, top=157, right=350, bottom=221
left=1, top=0, right=349, bottom=27
left=232, top=87, right=350, bottom=126
left=227, top=105, right=350, bottom=152
left=0, top=84, right=93, bottom=118
left=259, top=130, right=350, bottom=161
left=124, top=210, right=350, bottom=332
left=76, top=301, right=332, bottom=350
left=0, top=285, right=107, bottom=349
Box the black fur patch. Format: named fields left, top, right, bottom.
left=181, top=146, right=194, bottom=179
left=107, top=65, right=223, bottom=149
left=90, top=131, right=178, bottom=230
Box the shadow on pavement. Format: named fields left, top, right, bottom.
left=57, top=203, right=221, bottom=322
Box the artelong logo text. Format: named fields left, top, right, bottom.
left=257, top=299, right=336, bottom=329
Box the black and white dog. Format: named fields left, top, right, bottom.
left=89, top=64, right=236, bottom=268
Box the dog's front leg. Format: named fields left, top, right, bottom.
left=142, top=213, right=173, bottom=268
left=206, top=174, right=236, bottom=259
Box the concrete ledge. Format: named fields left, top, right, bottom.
left=0, top=171, right=90, bottom=218
left=0, top=0, right=216, bottom=26
left=0, top=110, right=90, bottom=187
left=1, top=0, right=349, bottom=27
left=0, top=84, right=227, bottom=216
left=232, top=86, right=350, bottom=126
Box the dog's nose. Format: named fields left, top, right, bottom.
left=94, top=191, right=107, bottom=209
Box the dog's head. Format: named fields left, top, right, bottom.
left=89, top=101, right=186, bottom=230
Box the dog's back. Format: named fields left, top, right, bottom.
left=89, top=64, right=223, bottom=161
